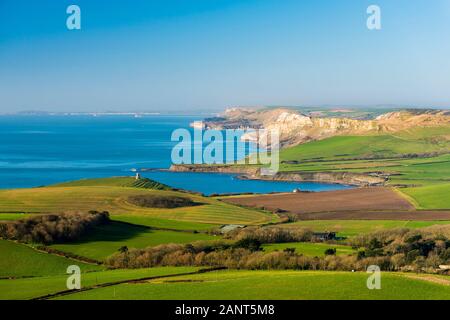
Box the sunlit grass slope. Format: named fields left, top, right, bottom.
left=280, top=127, right=450, bottom=162
left=48, top=222, right=217, bottom=261
left=51, top=177, right=169, bottom=190
left=0, top=267, right=199, bottom=300
left=277, top=220, right=450, bottom=237
left=0, top=240, right=102, bottom=278
left=56, top=270, right=450, bottom=300
left=400, top=184, right=450, bottom=209
left=0, top=178, right=278, bottom=226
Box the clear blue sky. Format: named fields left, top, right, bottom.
left=1, top=0, right=450, bottom=112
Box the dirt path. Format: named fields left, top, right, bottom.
left=400, top=274, right=450, bottom=286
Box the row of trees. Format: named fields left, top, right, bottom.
left=127, top=195, right=198, bottom=208
left=224, top=226, right=314, bottom=243
left=107, top=227, right=450, bottom=273
left=349, top=227, right=450, bottom=270
left=0, top=211, right=110, bottom=244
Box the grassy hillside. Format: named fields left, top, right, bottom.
left=0, top=213, right=32, bottom=221
left=0, top=267, right=199, bottom=300
left=0, top=179, right=278, bottom=226
left=400, top=184, right=450, bottom=209
left=0, top=240, right=102, bottom=278
left=55, top=270, right=450, bottom=300
left=48, top=222, right=217, bottom=261
left=277, top=220, right=450, bottom=237
left=273, top=127, right=450, bottom=208
left=280, top=127, right=450, bottom=162
left=51, top=177, right=170, bottom=190
left=111, top=215, right=217, bottom=231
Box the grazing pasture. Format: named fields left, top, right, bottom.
left=400, top=184, right=450, bottom=209
left=276, top=220, right=450, bottom=237
left=48, top=222, right=217, bottom=261
left=0, top=267, right=200, bottom=300
left=279, top=128, right=450, bottom=163
left=0, top=213, right=32, bottom=221
left=0, top=178, right=279, bottom=226
left=275, top=129, right=450, bottom=205
left=111, top=215, right=216, bottom=231
left=51, top=177, right=169, bottom=190
left=55, top=270, right=450, bottom=300
left=0, top=240, right=101, bottom=278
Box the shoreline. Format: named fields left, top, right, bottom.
left=167, top=164, right=387, bottom=187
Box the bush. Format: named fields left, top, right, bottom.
left=105, top=226, right=450, bottom=274
left=0, top=211, right=109, bottom=244
left=233, top=238, right=262, bottom=251
left=226, top=227, right=313, bottom=244
left=127, top=195, right=198, bottom=208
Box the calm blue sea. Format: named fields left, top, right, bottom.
left=0, top=115, right=350, bottom=194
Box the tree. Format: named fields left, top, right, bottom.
left=234, top=238, right=262, bottom=251
left=324, top=248, right=337, bottom=256
left=118, top=246, right=129, bottom=253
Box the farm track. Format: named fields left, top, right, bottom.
left=401, top=274, right=450, bottom=286
left=32, top=267, right=226, bottom=300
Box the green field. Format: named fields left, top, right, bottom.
left=273, top=128, right=450, bottom=209
left=0, top=240, right=102, bottom=278
left=54, top=270, right=450, bottom=300
left=48, top=222, right=218, bottom=261
left=2, top=123, right=449, bottom=302
left=277, top=220, right=450, bottom=237
left=279, top=150, right=450, bottom=187
left=280, top=127, right=450, bottom=162
left=111, top=215, right=217, bottom=231
left=0, top=267, right=200, bottom=300
left=0, top=213, right=33, bottom=221
left=0, top=178, right=278, bottom=226
left=400, top=184, right=450, bottom=209
left=51, top=176, right=169, bottom=190
left=262, top=242, right=355, bottom=256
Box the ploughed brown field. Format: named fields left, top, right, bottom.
left=222, top=187, right=450, bottom=221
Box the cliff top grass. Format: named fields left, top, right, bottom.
left=51, top=176, right=170, bottom=190
left=279, top=126, right=450, bottom=162
left=0, top=181, right=279, bottom=226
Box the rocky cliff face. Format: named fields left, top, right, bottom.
left=169, top=164, right=387, bottom=186
left=198, top=108, right=449, bottom=147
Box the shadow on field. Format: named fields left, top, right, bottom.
left=54, top=221, right=150, bottom=244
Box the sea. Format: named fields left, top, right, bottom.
left=0, top=115, right=350, bottom=195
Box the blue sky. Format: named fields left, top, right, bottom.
left=1, top=0, right=450, bottom=112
